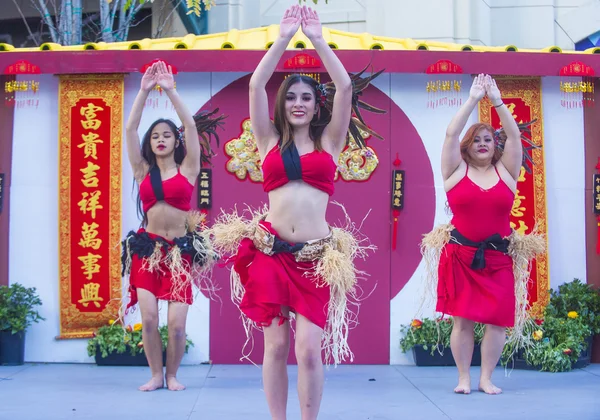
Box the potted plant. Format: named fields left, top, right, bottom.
left=502, top=279, right=600, bottom=372
left=87, top=320, right=194, bottom=366
left=399, top=317, right=484, bottom=366
left=0, top=283, right=45, bottom=365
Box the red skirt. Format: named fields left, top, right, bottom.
left=436, top=243, right=515, bottom=327
left=127, top=230, right=193, bottom=308
left=232, top=221, right=330, bottom=329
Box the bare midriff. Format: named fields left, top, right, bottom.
left=145, top=201, right=188, bottom=241
left=264, top=179, right=330, bottom=243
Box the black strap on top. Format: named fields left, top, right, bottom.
left=449, top=229, right=510, bottom=270
left=149, top=165, right=165, bottom=203
left=280, top=140, right=302, bottom=181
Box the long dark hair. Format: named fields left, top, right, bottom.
left=273, top=65, right=387, bottom=153
left=274, top=75, right=329, bottom=153
left=135, top=118, right=185, bottom=227
left=133, top=110, right=227, bottom=227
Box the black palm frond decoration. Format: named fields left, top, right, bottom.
left=190, top=108, right=228, bottom=166
left=494, top=119, right=540, bottom=174
left=321, top=64, right=387, bottom=149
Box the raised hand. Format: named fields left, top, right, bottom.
left=140, top=63, right=157, bottom=92
left=485, top=75, right=502, bottom=105
left=469, top=74, right=487, bottom=101
left=280, top=5, right=302, bottom=39
left=301, top=6, right=322, bottom=40
left=155, top=61, right=175, bottom=92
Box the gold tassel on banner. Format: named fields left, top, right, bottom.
left=284, top=73, right=321, bottom=83
left=559, top=61, right=595, bottom=108
left=425, top=60, right=463, bottom=109
left=4, top=60, right=41, bottom=108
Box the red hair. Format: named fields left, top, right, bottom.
left=460, top=122, right=502, bottom=165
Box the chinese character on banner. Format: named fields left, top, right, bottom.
left=140, top=59, right=178, bottom=109
left=425, top=60, right=463, bottom=109
left=559, top=61, right=595, bottom=108
left=391, top=164, right=405, bottom=251
left=80, top=103, right=104, bottom=127
left=79, top=222, right=102, bottom=250
left=4, top=60, right=41, bottom=108
left=80, top=162, right=100, bottom=187
left=198, top=169, right=212, bottom=210
left=78, top=253, right=102, bottom=280
left=78, top=132, right=104, bottom=160
left=78, top=190, right=103, bottom=219
left=78, top=282, right=103, bottom=308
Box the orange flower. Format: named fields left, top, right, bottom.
left=411, top=319, right=423, bottom=329
left=133, top=323, right=142, bottom=332
left=126, top=325, right=132, bottom=332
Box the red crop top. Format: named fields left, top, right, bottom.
left=139, top=168, right=194, bottom=213
left=261, top=143, right=337, bottom=196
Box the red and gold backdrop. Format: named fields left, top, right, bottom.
left=58, top=74, right=123, bottom=338
left=479, top=77, right=549, bottom=318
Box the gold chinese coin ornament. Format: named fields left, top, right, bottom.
left=225, top=119, right=263, bottom=182
left=335, top=128, right=379, bottom=182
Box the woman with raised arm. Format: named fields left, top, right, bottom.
left=121, top=61, right=224, bottom=392
left=420, top=74, right=544, bottom=395
left=208, top=4, right=384, bottom=419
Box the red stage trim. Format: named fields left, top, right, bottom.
left=0, top=50, right=597, bottom=76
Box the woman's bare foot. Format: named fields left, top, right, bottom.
left=139, top=376, right=164, bottom=392
left=454, top=375, right=471, bottom=394
left=166, top=375, right=186, bottom=391
left=478, top=379, right=502, bottom=395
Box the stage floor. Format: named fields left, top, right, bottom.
left=1, top=363, right=598, bottom=419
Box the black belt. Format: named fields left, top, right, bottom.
left=272, top=236, right=305, bottom=254
left=449, top=229, right=509, bottom=270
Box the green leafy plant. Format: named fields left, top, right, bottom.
left=399, top=317, right=485, bottom=356
left=522, top=316, right=590, bottom=372
left=0, top=283, right=45, bottom=334
left=87, top=320, right=194, bottom=359
left=501, top=279, right=600, bottom=372
left=544, top=279, right=600, bottom=335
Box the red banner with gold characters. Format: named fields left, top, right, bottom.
left=58, top=75, right=123, bottom=339
left=479, top=77, right=549, bottom=318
